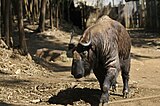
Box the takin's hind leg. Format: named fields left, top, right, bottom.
left=121, top=58, right=131, bottom=98
left=100, top=67, right=117, bottom=103
left=111, top=68, right=120, bottom=93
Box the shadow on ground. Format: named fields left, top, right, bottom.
left=33, top=56, right=71, bottom=72
left=0, top=78, right=30, bottom=88
left=48, top=87, right=124, bottom=106
left=0, top=101, right=24, bottom=106
left=130, top=33, right=160, bottom=48
left=131, top=53, right=160, bottom=60
left=0, top=101, right=13, bottom=106
left=25, top=30, right=72, bottom=72
left=48, top=88, right=101, bottom=106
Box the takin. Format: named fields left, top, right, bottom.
left=68, top=15, right=131, bottom=104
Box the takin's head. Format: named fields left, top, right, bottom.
left=67, top=34, right=93, bottom=79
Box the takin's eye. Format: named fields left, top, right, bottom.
left=80, top=51, right=88, bottom=58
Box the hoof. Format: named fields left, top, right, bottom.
left=123, top=90, right=129, bottom=98
left=100, top=93, right=109, bottom=104
left=111, top=85, right=117, bottom=93
left=99, top=102, right=108, bottom=106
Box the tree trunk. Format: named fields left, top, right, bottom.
left=56, top=3, right=59, bottom=29
left=0, top=0, right=2, bottom=40
left=28, top=0, right=33, bottom=24
left=0, top=0, right=4, bottom=39
left=67, top=1, right=71, bottom=22
left=9, top=0, right=13, bottom=47
left=18, top=0, right=28, bottom=55
left=4, top=0, right=10, bottom=48
left=34, top=0, right=39, bottom=21
left=32, top=0, right=35, bottom=25
left=1, top=0, right=5, bottom=38
left=31, top=0, right=39, bottom=25
left=49, top=0, right=53, bottom=29
left=37, top=0, right=47, bottom=32
left=59, top=1, right=62, bottom=27
left=61, top=0, right=64, bottom=20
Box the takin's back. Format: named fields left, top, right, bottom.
left=80, top=15, right=131, bottom=60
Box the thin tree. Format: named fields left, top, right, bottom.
left=49, top=0, right=54, bottom=29
left=37, top=0, right=47, bottom=32
left=67, top=0, right=72, bottom=22
left=56, top=1, right=59, bottom=28
left=4, top=0, right=11, bottom=48
left=9, top=0, right=13, bottom=47
left=1, top=0, right=5, bottom=38
left=18, top=0, right=28, bottom=55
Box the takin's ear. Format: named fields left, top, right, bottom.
left=67, top=43, right=76, bottom=58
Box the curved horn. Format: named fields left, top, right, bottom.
left=79, top=39, right=91, bottom=46
left=79, top=32, right=91, bottom=46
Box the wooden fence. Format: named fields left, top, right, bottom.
left=123, top=0, right=160, bottom=32
left=84, top=0, right=160, bottom=32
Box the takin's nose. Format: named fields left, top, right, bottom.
left=74, top=74, right=83, bottom=79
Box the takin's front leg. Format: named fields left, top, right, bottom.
left=100, top=67, right=117, bottom=104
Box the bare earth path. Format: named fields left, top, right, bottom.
left=0, top=26, right=160, bottom=106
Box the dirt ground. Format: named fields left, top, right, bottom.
left=0, top=24, right=160, bottom=106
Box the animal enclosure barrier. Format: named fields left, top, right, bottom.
left=124, top=0, right=160, bottom=32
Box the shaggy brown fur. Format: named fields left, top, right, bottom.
left=71, top=15, right=131, bottom=104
